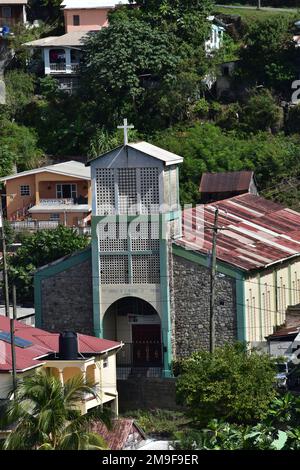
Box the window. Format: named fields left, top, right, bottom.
left=73, top=15, right=80, bottom=26
left=103, top=357, right=109, bottom=368
left=50, top=213, right=60, bottom=221
left=2, top=7, right=11, bottom=18
left=56, top=184, right=77, bottom=200
left=20, top=185, right=30, bottom=197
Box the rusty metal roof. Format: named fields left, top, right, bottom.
left=175, top=193, right=300, bottom=272
left=200, top=171, right=254, bottom=194
left=90, top=419, right=145, bottom=450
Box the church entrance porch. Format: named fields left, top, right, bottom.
left=103, top=297, right=163, bottom=379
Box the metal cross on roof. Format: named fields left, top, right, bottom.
left=117, top=118, right=134, bottom=146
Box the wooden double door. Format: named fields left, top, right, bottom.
left=132, top=324, right=162, bottom=367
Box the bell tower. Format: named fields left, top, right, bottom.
left=88, top=120, right=183, bottom=377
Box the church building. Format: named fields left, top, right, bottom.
left=34, top=122, right=300, bottom=379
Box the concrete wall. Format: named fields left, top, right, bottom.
left=5, top=172, right=91, bottom=220
left=6, top=174, right=36, bottom=218
left=170, top=254, right=237, bottom=357
left=40, top=257, right=94, bottom=335
left=117, top=377, right=180, bottom=412
left=64, top=8, right=110, bottom=32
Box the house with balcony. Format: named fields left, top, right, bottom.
left=0, top=0, right=27, bottom=38
left=23, top=0, right=129, bottom=92
left=0, top=160, right=92, bottom=231
left=0, top=316, right=122, bottom=415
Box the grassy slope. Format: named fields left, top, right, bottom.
left=215, top=6, right=298, bottom=21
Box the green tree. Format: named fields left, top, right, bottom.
left=238, top=15, right=298, bottom=94
left=7, top=225, right=90, bottom=302
left=5, top=70, right=35, bottom=119
left=240, top=90, right=283, bottom=133
left=175, top=343, right=277, bottom=425
left=81, top=19, right=180, bottom=130
left=0, top=120, right=43, bottom=171
left=0, top=369, right=110, bottom=450
left=153, top=122, right=300, bottom=204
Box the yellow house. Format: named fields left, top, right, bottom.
left=0, top=317, right=122, bottom=415
left=0, top=160, right=91, bottom=231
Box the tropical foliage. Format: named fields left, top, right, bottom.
left=0, top=369, right=110, bottom=450
left=175, top=343, right=277, bottom=425
left=7, top=226, right=90, bottom=302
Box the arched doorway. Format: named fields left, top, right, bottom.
left=103, top=297, right=162, bottom=370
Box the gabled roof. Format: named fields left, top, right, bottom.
left=0, top=160, right=91, bottom=182
left=61, top=0, right=129, bottom=9
left=87, top=142, right=183, bottom=167
left=200, top=171, right=254, bottom=194
left=176, top=193, right=300, bottom=272
left=24, top=31, right=88, bottom=48
left=0, top=316, right=121, bottom=373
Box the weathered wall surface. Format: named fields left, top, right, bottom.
left=40, top=258, right=94, bottom=335
left=117, top=378, right=180, bottom=412
left=170, top=254, right=237, bottom=357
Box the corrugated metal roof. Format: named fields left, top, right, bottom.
left=62, top=0, right=129, bottom=8
left=200, top=171, right=254, bottom=193
left=90, top=419, right=144, bottom=450
left=128, top=142, right=183, bottom=166
left=0, top=316, right=121, bottom=372
left=267, top=325, right=300, bottom=339
left=87, top=142, right=183, bottom=166
left=24, top=31, right=88, bottom=48
left=0, top=160, right=90, bottom=182
left=176, top=193, right=300, bottom=271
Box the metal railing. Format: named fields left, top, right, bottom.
left=49, top=63, right=80, bottom=73
left=117, top=366, right=163, bottom=380
left=117, top=342, right=163, bottom=380
left=40, top=198, right=74, bottom=206
left=9, top=220, right=60, bottom=232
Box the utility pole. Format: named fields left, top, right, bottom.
left=10, top=284, right=17, bottom=393
left=0, top=196, right=9, bottom=318
left=257, top=0, right=261, bottom=9
left=209, top=207, right=219, bottom=353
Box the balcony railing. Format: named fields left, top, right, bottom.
left=9, top=220, right=91, bottom=235
left=49, top=63, right=66, bottom=72
left=49, top=63, right=80, bottom=74
left=40, top=198, right=74, bottom=206
left=9, top=220, right=60, bottom=232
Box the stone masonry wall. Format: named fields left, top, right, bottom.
left=170, top=253, right=237, bottom=358
left=41, top=259, right=94, bottom=335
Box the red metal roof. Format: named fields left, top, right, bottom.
left=200, top=171, right=254, bottom=194
left=176, top=193, right=300, bottom=271
left=267, top=325, right=300, bottom=339
left=0, top=316, right=121, bottom=373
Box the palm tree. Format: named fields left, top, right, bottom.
left=0, top=369, right=111, bottom=450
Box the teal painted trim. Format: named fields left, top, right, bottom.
left=165, top=211, right=181, bottom=222
left=91, top=232, right=101, bottom=338
left=35, top=248, right=91, bottom=279
left=236, top=278, right=246, bottom=342
left=34, top=248, right=91, bottom=330
left=160, top=214, right=172, bottom=378
left=172, top=244, right=244, bottom=280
